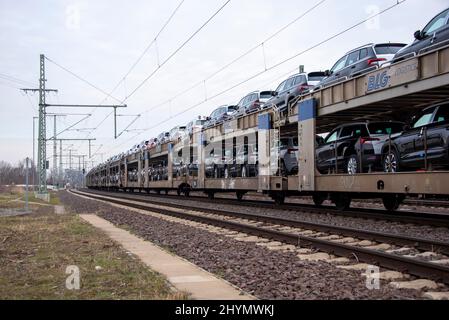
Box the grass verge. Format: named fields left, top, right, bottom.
left=0, top=207, right=184, bottom=300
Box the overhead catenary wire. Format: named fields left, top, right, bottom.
left=96, top=0, right=186, bottom=106
left=82, top=0, right=188, bottom=140
left=0, top=72, right=36, bottom=87
left=0, top=80, right=20, bottom=90
left=146, top=0, right=409, bottom=128
left=123, top=0, right=232, bottom=102
left=138, top=0, right=328, bottom=117
left=45, top=56, right=123, bottom=104
left=102, top=0, right=408, bottom=158
left=84, top=0, right=232, bottom=156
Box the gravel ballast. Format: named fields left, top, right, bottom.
left=59, top=191, right=428, bottom=300
left=83, top=189, right=449, bottom=244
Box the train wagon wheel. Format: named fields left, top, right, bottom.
left=273, top=194, right=285, bottom=205
left=312, top=194, right=326, bottom=207
left=333, top=194, right=351, bottom=211
left=382, top=194, right=404, bottom=211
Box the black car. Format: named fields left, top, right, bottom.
left=383, top=102, right=449, bottom=173
left=394, top=8, right=449, bottom=62
left=318, top=43, right=406, bottom=89
left=229, top=144, right=259, bottom=178
left=264, top=72, right=325, bottom=111
left=316, top=122, right=404, bottom=174
left=205, top=148, right=233, bottom=178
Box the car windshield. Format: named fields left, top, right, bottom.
left=308, top=75, right=325, bottom=82
left=331, top=55, right=347, bottom=72
left=280, top=138, right=297, bottom=148
left=293, top=137, right=298, bottom=147
left=325, top=131, right=338, bottom=143
left=368, top=123, right=404, bottom=135
left=413, top=112, right=434, bottom=128
left=276, top=81, right=286, bottom=92
left=260, top=91, right=274, bottom=99
left=227, top=105, right=238, bottom=112
left=374, top=44, right=406, bottom=55
left=424, top=9, right=449, bottom=35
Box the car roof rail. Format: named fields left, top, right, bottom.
left=392, top=51, right=416, bottom=63
left=345, top=43, right=374, bottom=54
left=418, top=39, right=449, bottom=56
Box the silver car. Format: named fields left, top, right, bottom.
left=279, top=137, right=299, bottom=175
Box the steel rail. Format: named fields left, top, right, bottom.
left=73, top=189, right=449, bottom=285
left=82, top=189, right=449, bottom=256
left=83, top=188, right=449, bottom=228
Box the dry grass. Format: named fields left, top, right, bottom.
left=0, top=186, right=59, bottom=209
left=0, top=193, right=186, bottom=300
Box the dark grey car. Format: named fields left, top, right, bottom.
left=318, top=43, right=406, bottom=89
left=264, top=72, right=325, bottom=111
left=234, top=91, right=275, bottom=116
left=394, top=8, right=449, bottom=62
left=204, top=105, right=238, bottom=128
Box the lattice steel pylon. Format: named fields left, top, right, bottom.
left=37, top=54, right=47, bottom=193
left=21, top=56, right=58, bottom=194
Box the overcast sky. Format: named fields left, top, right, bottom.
left=0, top=0, right=447, bottom=167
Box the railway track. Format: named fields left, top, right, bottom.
left=74, top=189, right=449, bottom=286
left=83, top=188, right=449, bottom=228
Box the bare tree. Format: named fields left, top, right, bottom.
left=0, top=159, right=35, bottom=185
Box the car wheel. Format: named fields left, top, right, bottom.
left=279, top=161, right=288, bottom=176
left=384, top=150, right=400, bottom=173
left=241, top=166, right=247, bottom=178
left=347, top=155, right=359, bottom=175
left=214, top=166, right=219, bottom=179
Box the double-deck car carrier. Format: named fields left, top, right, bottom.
left=87, top=44, right=449, bottom=211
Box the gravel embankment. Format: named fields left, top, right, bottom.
left=84, top=190, right=449, bottom=243
left=60, top=191, right=424, bottom=300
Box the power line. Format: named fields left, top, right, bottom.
left=0, top=72, right=36, bottom=87
left=0, top=80, right=20, bottom=89
left=121, top=0, right=186, bottom=84
left=98, top=0, right=187, bottom=106
left=124, top=0, right=232, bottom=102
left=45, top=56, right=123, bottom=104
left=83, top=0, right=187, bottom=139
left=84, top=0, right=230, bottom=144
left=148, top=0, right=409, bottom=126
left=103, top=0, right=407, bottom=157
left=138, top=0, right=327, bottom=116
